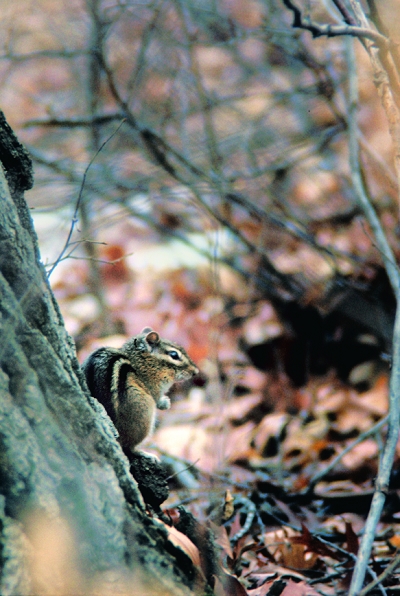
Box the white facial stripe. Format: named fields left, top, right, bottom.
left=159, top=353, right=186, bottom=366
left=165, top=345, right=182, bottom=353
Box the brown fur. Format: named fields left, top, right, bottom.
left=82, top=328, right=199, bottom=454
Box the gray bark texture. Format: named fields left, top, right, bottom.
left=0, top=112, right=197, bottom=596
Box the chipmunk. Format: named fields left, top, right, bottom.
left=82, top=327, right=199, bottom=455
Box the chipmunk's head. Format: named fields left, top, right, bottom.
left=125, top=327, right=199, bottom=380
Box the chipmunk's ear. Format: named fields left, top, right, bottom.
left=141, top=327, right=153, bottom=334
left=144, top=330, right=160, bottom=347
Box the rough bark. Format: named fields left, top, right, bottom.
left=0, top=111, right=196, bottom=596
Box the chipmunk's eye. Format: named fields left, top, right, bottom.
left=168, top=350, right=181, bottom=361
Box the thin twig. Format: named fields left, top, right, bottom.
left=166, top=458, right=201, bottom=481
left=47, top=119, right=125, bottom=278
left=24, top=114, right=124, bottom=128
left=331, top=0, right=357, bottom=26
left=0, top=49, right=88, bottom=62
left=176, top=0, right=223, bottom=173
left=306, top=415, right=388, bottom=493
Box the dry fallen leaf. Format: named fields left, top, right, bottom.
left=216, top=568, right=249, bottom=596
left=280, top=579, right=321, bottom=596
left=389, top=535, right=400, bottom=548
left=276, top=542, right=319, bottom=571
left=223, top=490, right=235, bottom=521
left=210, top=522, right=234, bottom=559
left=152, top=518, right=201, bottom=569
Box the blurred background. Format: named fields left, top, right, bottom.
left=1, top=0, right=396, bottom=483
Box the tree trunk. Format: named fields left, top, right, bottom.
left=0, top=112, right=196, bottom=596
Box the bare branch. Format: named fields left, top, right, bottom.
left=346, top=30, right=400, bottom=596
left=47, top=119, right=125, bottom=278
left=306, top=415, right=388, bottom=493
left=24, top=115, right=124, bottom=128
left=282, top=0, right=388, bottom=46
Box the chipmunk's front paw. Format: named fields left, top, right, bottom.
left=138, top=450, right=160, bottom=462
left=157, top=396, right=171, bottom=410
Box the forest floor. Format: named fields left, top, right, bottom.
left=38, top=212, right=399, bottom=596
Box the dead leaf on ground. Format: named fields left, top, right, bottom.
left=152, top=518, right=201, bottom=569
